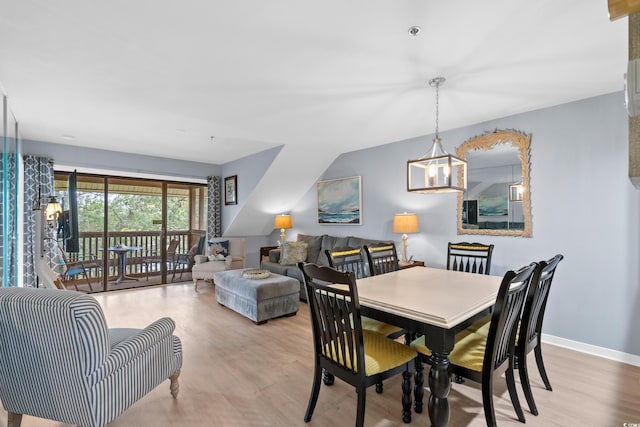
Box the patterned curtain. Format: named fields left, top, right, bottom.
left=207, top=176, right=222, bottom=240
left=23, top=156, right=55, bottom=288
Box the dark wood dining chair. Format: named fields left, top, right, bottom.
left=447, top=242, right=494, bottom=275
left=411, top=262, right=537, bottom=427
left=324, top=247, right=369, bottom=278
left=325, top=247, right=404, bottom=392
left=363, top=242, right=400, bottom=276
left=299, top=263, right=417, bottom=426
left=516, top=254, right=564, bottom=415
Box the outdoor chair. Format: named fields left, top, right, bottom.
left=299, top=263, right=417, bottom=426
left=0, top=287, right=182, bottom=427
left=57, top=243, right=102, bottom=292
left=411, top=263, right=537, bottom=427
left=144, top=239, right=179, bottom=280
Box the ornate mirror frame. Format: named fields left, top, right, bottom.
left=456, top=130, right=532, bottom=237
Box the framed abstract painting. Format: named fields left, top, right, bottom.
left=316, top=176, right=362, bottom=225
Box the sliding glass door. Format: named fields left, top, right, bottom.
left=54, top=172, right=206, bottom=291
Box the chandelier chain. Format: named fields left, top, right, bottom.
left=434, top=82, right=440, bottom=139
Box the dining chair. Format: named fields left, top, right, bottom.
left=363, top=242, right=400, bottom=276
left=299, top=263, right=417, bottom=426
left=447, top=242, right=495, bottom=275
left=325, top=247, right=403, bottom=338
left=325, top=247, right=405, bottom=393
left=325, top=246, right=369, bottom=279
left=57, top=243, right=102, bottom=292
left=515, top=254, right=564, bottom=415
left=411, top=262, right=538, bottom=427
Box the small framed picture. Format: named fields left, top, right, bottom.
left=224, top=175, right=237, bottom=205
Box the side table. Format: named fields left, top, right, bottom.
left=398, top=260, right=425, bottom=270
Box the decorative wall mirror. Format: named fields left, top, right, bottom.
left=456, top=130, right=532, bottom=237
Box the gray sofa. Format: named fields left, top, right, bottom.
left=260, top=233, right=389, bottom=301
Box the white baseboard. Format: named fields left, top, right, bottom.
left=542, top=333, right=640, bottom=367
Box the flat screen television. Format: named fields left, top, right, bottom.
left=64, top=170, right=80, bottom=253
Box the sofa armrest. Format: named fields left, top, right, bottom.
left=194, top=255, right=208, bottom=265
left=268, top=248, right=281, bottom=263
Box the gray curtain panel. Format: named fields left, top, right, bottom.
left=23, top=156, right=56, bottom=288
left=207, top=176, right=222, bottom=240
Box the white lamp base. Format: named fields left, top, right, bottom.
left=401, top=234, right=408, bottom=262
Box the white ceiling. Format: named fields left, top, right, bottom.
left=0, top=1, right=628, bottom=166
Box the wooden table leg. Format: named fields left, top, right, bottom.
left=428, top=351, right=451, bottom=427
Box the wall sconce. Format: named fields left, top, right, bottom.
left=44, top=196, right=63, bottom=221
left=273, top=214, right=292, bottom=245
left=32, top=195, right=63, bottom=259
left=392, top=212, right=419, bottom=262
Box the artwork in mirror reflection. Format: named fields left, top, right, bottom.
left=456, top=130, right=532, bottom=237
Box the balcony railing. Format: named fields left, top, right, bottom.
left=63, top=230, right=198, bottom=281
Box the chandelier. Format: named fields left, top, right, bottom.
left=407, top=77, right=467, bottom=193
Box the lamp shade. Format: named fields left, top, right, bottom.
left=44, top=196, right=63, bottom=221
left=274, top=214, right=292, bottom=230
left=392, top=213, right=419, bottom=234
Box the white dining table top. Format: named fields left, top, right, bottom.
left=356, top=267, right=503, bottom=329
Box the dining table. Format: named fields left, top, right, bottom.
left=356, top=266, right=502, bottom=427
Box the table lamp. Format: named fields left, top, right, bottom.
left=274, top=214, right=292, bottom=245
left=392, top=212, right=419, bottom=262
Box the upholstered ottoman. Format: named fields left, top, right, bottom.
left=213, top=269, right=299, bottom=324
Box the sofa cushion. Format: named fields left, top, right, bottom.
left=280, top=242, right=308, bottom=265
left=296, top=234, right=324, bottom=264
left=260, top=260, right=290, bottom=276
left=317, top=235, right=349, bottom=266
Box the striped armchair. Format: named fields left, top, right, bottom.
left=0, top=287, right=182, bottom=427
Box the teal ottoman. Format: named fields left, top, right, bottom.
left=213, top=269, right=299, bottom=324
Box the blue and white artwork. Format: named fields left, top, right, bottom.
left=317, top=176, right=362, bottom=225
left=478, top=195, right=508, bottom=216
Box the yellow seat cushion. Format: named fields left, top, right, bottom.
left=465, top=314, right=491, bottom=334
left=324, top=330, right=416, bottom=376
left=448, top=332, right=486, bottom=372
left=410, top=329, right=487, bottom=372
left=409, top=327, right=476, bottom=357
left=361, top=316, right=404, bottom=337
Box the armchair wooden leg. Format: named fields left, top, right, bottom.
left=193, top=279, right=199, bottom=290
left=8, top=412, right=23, bottom=427
left=170, top=369, right=181, bottom=399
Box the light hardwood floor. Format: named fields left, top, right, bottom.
left=5, top=282, right=640, bottom=427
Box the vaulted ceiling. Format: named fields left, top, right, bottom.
left=0, top=1, right=628, bottom=166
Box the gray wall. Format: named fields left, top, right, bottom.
left=267, top=91, right=639, bottom=356
left=23, top=139, right=221, bottom=181
left=23, top=92, right=640, bottom=356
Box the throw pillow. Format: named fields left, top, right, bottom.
left=208, top=254, right=226, bottom=262
left=279, top=241, right=308, bottom=265
left=208, top=240, right=229, bottom=256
